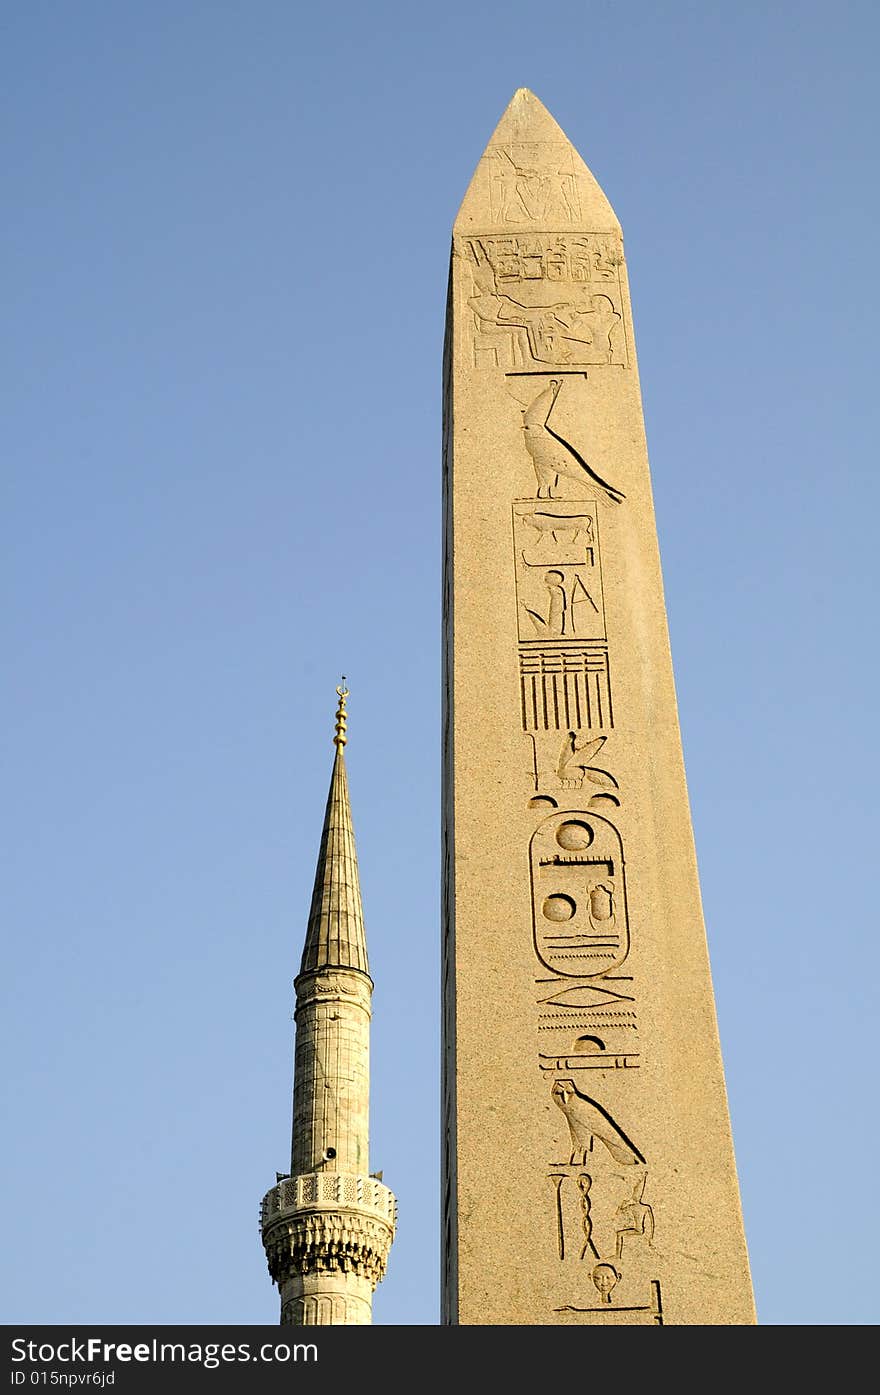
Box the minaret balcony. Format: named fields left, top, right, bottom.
left=261, top=1171, right=397, bottom=1229
left=261, top=1172, right=397, bottom=1289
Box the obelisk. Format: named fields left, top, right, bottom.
left=442, top=89, right=755, bottom=1325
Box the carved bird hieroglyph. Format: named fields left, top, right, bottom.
left=551, top=1079, right=645, bottom=1167
left=522, top=380, right=625, bottom=504
left=556, top=731, right=619, bottom=791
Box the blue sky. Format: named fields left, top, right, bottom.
left=2, top=1, right=878, bottom=1326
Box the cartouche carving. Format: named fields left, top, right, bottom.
left=531, top=810, right=629, bottom=977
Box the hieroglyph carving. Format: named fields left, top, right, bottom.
left=487, top=145, right=583, bottom=224
left=547, top=1083, right=659, bottom=1320
left=531, top=802, right=637, bottom=1080
left=553, top=1279, right=663, bottom=1324
left=461, top=233, right=628, bottom=370
left=530, top=810, right=629, bottom=979
left=528, top=729, right=621, bottom=805
left=551, top=1080, right=644, bottom=1167
left=513, top=500, right=606, bottom=641
left=520, top=644, right=613, bottom=733
left=538, top=1045, right=639, bottom=1072
left=556, top=732, right=618, bottom=792
left=517, top=379, right=625, bottom=503
left=615, top=1174, right=655, bottom=1260
left=465, top=160, right=659, bottom=1318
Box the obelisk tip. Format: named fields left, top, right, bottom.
left=452, top=88, right=620, bottom=234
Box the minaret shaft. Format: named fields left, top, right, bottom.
left=291, top=968, right=371, bottom=1176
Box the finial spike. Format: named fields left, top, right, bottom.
left=334, top=677, right=349, bottom=748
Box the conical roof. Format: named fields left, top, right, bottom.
left=298, top=689, right=370, bottom=977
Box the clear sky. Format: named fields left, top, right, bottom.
left=3, top=1, right=878, bottom=1327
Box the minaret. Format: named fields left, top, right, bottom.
left=260, top=684, right=396, bottom=1325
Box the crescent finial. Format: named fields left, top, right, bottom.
left=333, top=677, right=349, bottom=747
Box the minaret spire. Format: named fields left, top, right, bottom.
left=299, top=681, right=369, bottom=976
left=260, top=682, right=396, bottom=1325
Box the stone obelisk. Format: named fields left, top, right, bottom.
left=442, top=90, right=755, bottom=1325
left=260, top=686, right=396, bottom=1324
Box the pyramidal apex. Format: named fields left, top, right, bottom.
left=490, top=88, right=573, bottom=145
left=453, top=88, right=619, bottom=234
